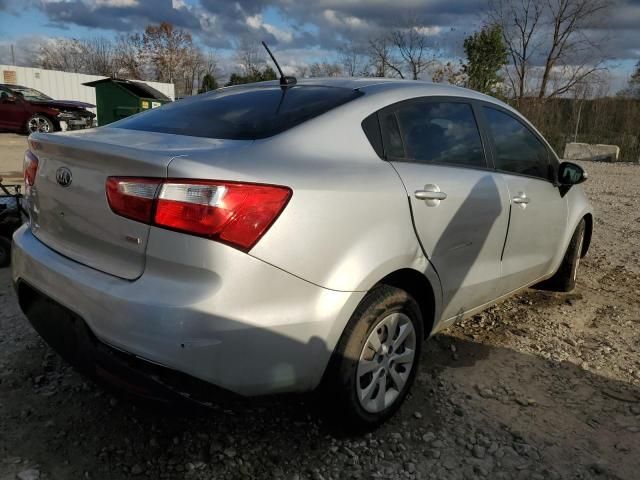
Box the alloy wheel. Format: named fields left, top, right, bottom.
left=356, top=312, right=417, bottom=413
left=28, top=117, right=51, bottom=133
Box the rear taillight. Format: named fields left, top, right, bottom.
left=106, top=177, right=291, bottom=251
left=106, top=177, right=161, bottom=223
left=24, top=150, right=39, bottom=186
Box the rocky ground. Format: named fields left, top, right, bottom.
left=1, top=161, right=639, bottom=480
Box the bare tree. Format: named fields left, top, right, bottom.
left=114, top=33, right=146, bottom=79
left=37, top=37, right=119, bottom=76
left=390, top=25, right=436, bottom=80
left=295, top=64, right=310, bottom=78
left=203, top=49, right=219, bottom=77
left=308, top=61, right=342, bottom=77
left=181, top=45, right=205, bottom=96
left=83, top=37, right=117, bottom=76
left=338, top=41, right=366, bottom=76
left=367, top=35, right=403, bottom=78
left=234, top=37, right=264, bottom=77
left=37, top=38, right=87, bottom=73
left=488, top=0, right=544, bottom=101
left=488, top=0, right=611, bottom=100
left=143, top=22, right=193, bottom=83
left=537, top=0, right=610, bottom=98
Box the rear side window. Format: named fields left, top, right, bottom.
left=483, top=107, right=550, bottom=180
left=379, top=110, right=404, bottom=158
left=113, top=85, right=362, bottom=140
left=383, top=101, right=486, bottom=168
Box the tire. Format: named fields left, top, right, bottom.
left=322, top=285, right=423, bottom=430
left=26, top=115, right=55, bottom=134
left=539, top=219, right=586, bottom=292
left=0, top=236, right=11, bottom=267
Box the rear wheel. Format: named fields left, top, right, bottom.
left=26, top=115, right=55, bottom=134
left=539, top=219, right=586, bottom=292
left=323, top=285, right=423, bottom=429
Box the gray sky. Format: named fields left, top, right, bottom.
left=0, top=0, right=638, bottom=91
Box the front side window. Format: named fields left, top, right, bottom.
left=483, top=107, right=550, bottom=180
left=385, top=101, right=486, bottom=168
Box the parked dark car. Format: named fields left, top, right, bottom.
left=0, top=84, right=95, bottom=134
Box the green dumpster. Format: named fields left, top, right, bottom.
left=82, top=78, right=172, bottom=126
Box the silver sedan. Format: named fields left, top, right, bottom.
left=12, top=78, right=592, bottom=428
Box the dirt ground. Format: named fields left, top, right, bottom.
left=0, top=160, right=639, bottom=480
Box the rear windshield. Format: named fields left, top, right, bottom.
left=113, top=85, right=362, bottom=140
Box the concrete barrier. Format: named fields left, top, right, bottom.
left=563, top=142, right=620, bottom=162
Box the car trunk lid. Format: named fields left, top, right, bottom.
left=27, top=128, right=250, bottom=279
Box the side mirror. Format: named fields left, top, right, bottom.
left=558, top=161, right=587, bottom=186
left=0, top=92, right=15, bottom=103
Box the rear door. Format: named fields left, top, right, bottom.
left=382, top=98, right=511, bottom=321
left=480, top=105, right=567, bottom=294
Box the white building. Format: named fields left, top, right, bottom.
left=0, top=64, right=175, bottom=119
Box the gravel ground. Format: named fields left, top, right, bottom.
left=1, top=161, right=639, bottom=480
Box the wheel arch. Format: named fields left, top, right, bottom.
left=375, top=268, right=437, bottom=339
left=581, top=213, right=593, bottom=258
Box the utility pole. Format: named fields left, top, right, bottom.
left=11, top=44, right=16, bottom=65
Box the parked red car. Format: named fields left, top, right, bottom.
left=0, top=84, right=95, bottom=134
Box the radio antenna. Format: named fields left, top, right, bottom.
left=261, top=41, right=297, bottom=87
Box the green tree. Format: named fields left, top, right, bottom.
left=462, top=24, right=508, bottom=95
left=199, top=73, right=218, bottom=93
left=260, top=66, right=277, bottom=81
left=225, top=66, right=278, bottom=86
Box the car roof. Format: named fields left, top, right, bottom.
left=0, top=84, right=27, bottom=89
left=223, top=77, right=513, bottom=112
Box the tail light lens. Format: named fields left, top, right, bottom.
left=106, top=177, right=162, bottom=223
left=24, top=150, right=39, bottom=186
left=106, top=177, right=291, bottom=251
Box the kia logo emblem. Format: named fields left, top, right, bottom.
left=56, top=167, right=72, bottom=187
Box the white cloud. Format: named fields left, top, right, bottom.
left=323, top=9, right=368, bottom=29
left=245, top=13, right=293, bottom=43
left=246, top=13, right=262, bottom=29
left=413, top=26, right=442, bottom=36
left=40, top=0, right=140, bottom=7
left=92, top=0, right=139, bottom=6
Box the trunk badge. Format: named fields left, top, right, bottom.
left=56, top=167, right=72, bottom=187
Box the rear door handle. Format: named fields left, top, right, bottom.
left=414, top=184, right=447, bottom=207
left=512, top=193, right=530, bottom=205
left=415, top=190, right=447, bottom=201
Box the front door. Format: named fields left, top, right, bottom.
left=480, top=106, right=567, bottom=294
left=380, top=99, right=511, bottom=321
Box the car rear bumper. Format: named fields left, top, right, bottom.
left=12, top=224, right=364, bottom=396
left=16, top=282, right=236, bottom=403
